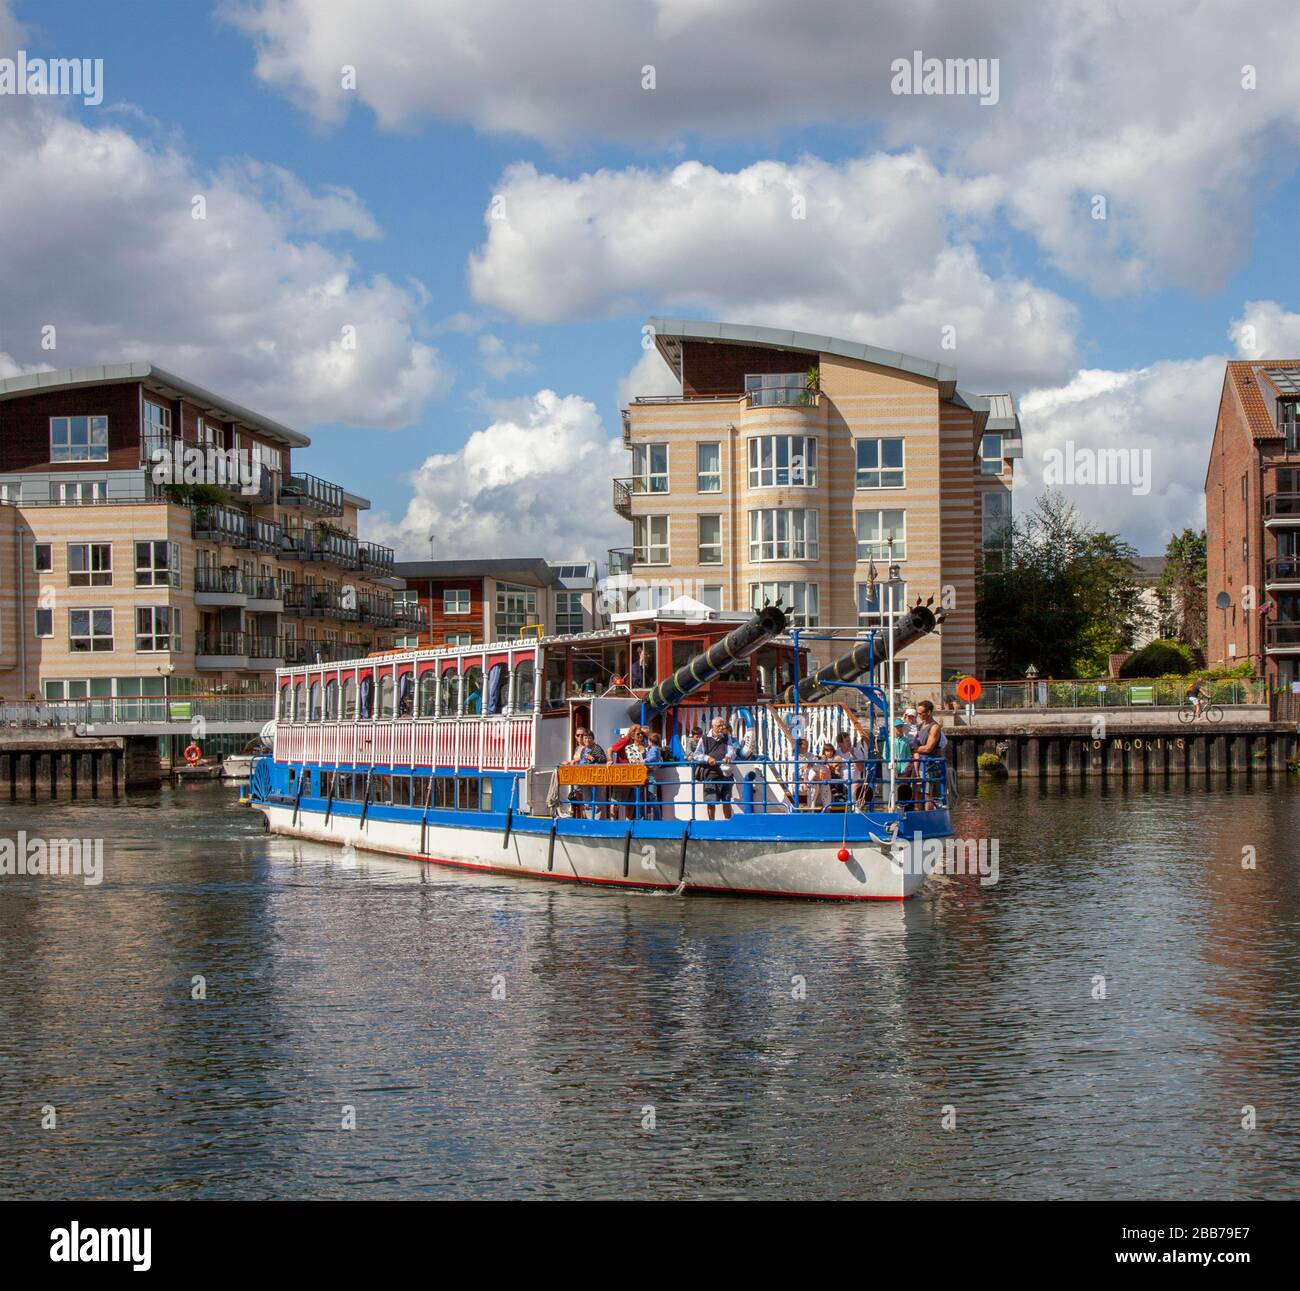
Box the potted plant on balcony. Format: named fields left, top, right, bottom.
left=799, top=366, right=820, bottom=406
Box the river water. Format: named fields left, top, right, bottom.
left=2, top=779, right=1298, bottom=1200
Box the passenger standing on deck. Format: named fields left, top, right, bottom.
left=884, top=717, right=915, bottom=807
left=642, top=731, right=664, bottom=820
left=566, top=729, right=608, bottom=819
left=692, top=716, right=737, bottom=820
left=913, top=700, right=946, bottom=807
left=608, top=723, right=641, bottom=820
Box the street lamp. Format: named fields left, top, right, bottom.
left=885, top=541, right=903, bottom=807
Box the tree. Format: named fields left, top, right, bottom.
left=977, top=492, right=1151, bottom=677
left=1158, top=528, right=1207, bottom=650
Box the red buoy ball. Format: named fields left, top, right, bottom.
left=836, top=847, right=851, bottom=863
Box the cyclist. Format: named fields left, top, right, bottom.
left=1187, top=678, right=1206, bottom=720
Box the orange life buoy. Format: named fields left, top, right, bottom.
left=184, top=743, right=202, bottom=765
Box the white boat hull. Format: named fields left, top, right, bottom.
left=258, top=804, right=926, bottom=901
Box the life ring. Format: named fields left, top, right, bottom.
left=184, top=743, right=202, bottom=765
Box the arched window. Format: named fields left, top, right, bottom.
left=463, top=665, right=483, bottom=715
left=358, top=673, right=374, bottom=720
left=309, top=680, right=322, bottom=721
left=418, top=670, right=437, bottom=717
left=378, top=674, right=395, bottom=720
left=514, top=660, right=535, bottom=712
left=324, top=679, right=339, bottom=720
left=397, top=672, right=413, bottom=718
left=279, top=683, right=291, bottom=721
left=342, top=677, right=357, bottom=720
left=294, top=681, right=306, bottom=722
left=440, top=666, right=459, bottom=715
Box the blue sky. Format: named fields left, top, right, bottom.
left=4, top=0, right=1300, bottom=558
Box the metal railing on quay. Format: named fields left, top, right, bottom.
left=1, top=694, right=275, bottom=727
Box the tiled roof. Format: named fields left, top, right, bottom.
left=1226, top=360, right=1300, bottom=441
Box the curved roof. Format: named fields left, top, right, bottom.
left=648, top=318, right=958, bottom=390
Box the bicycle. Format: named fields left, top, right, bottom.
left=1177, top=701, right=1223, bottom=724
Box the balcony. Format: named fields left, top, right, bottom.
left=613, top=477, right=633, bottom=517
left=249, top=516, right=284, bottom=555
left=1263, top=493, right=1300, bottom=525
left=620, top=408, right=632, bottom=446
left=1265, top=557, right=1300, bottom=586
left=191, top=503, right=251, bottom=547
left=607, top=547, right=634, bottom=576
left=359, top=594, right=396, bottom=627
left=194, top=632, right=288, bottom=670
left=283, top=585, right=359, bottom=620
left=358, top=541, right=395, bottom=576
left=746, top=386, right=819, bottom=408
left=306, top=527, right=360, bottom=569
left=395, top=600, right=429, bottom=631
left=282, top=638, right=352, bottom=665
left=280, top=471, right=344, bottom=517
left=1265, top=622, right=1300, bottom=652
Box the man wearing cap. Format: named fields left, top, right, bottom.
left=903, top=707, right=921, bottom=748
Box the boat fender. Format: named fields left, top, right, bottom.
left=837, top=847, right=852, bottom=864
left=547, top=818, right=559, bottom=872
left=678, top=826, right=691, bottom=883
left=622, top=828, right=633, bottom=878
left=502, top=806, right=513, bottom=849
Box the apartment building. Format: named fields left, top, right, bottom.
left=1205, top=361, right=1300, bottom=684
left=394, top=557, right=605, bottom=649
left=610, top=320, right=1021, bottom=689
left=0, top=363, right=425, bottom=706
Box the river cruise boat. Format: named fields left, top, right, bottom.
left=247, top=597, right=952, bottom=900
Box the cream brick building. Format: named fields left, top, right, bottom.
left=609, top=321, right=1020, bottom=692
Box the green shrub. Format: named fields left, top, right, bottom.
left=1119, top=639, right=1196, bottom=678
left=976, top=752, right=1008, bottom=776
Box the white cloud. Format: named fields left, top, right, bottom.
left=229, top=0, right=1300, bottom=294
left=468, top=155, right=1077, bottom=392
left=477, top=333, right=536, bottom=380
left=364, top=389, right=627, bottom=560
left=0, top=5, right=447, bottom=430
left=1016, top=357, right=1227, bottom=553
left=616, top=347, right=679, bottom=410
left=1230, top=300, right=1300, bottom=358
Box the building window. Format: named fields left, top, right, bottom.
left=698, top=514, right=723, bottom=564
left=50, top=415, right=108, bottom=463
left=855, top=509, right=906, bottom=561
left=855, top=437, right=905, bottom=489
left=748, top=508, right=819, bottom=561
left=33, top=543, right=53, bottom=573
left=70, top=608, right=113, bottom=652
left=750, top=581, right=819, bottom=627
left=446, top=632, right=473, bottom=647
left=747, top=435, right=817, bottom=488
left=35, top=608, right=53, bottom=637
left=633, top=515, right=670, bottom=565
left=141, top=401, right=172, bottom=460
left=496, top=581, right=538, bottom=639
left=857, top=581, right=908, bottom=624
left=699, top=585, right=723, bottom=611
left=68, top=542, right=112, bottom=587
left=744, top=372, right=812, bottom=407
left=136, top=606, right=180, bottom=652
left=135, top=541, right=179, bottom=587
left=394, top=635, right=420, bottom=650
left=980, top=433, right=1003, bottom=475
left=51, top=480, right=107, bottom=504
left=443, top=588, right=471, bottom=614
left=697, top=442, right=721, bottom=492
left=0, top=482, right=21, bottom=503
left=631, top=443, right=669, bottom=494
left=555, top=590, right=584, bottom=634
left=198, top=418, right=224, bottom=449
left=395, top=589, right=418, bottom=611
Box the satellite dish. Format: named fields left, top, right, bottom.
left=1215, top=592, right=1232, bottom=610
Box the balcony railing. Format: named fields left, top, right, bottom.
left=280, top=472, right=344, bottom=517
left=194, top=632, right=287, bottom=662
left=282, top=638, right=354, bottom=664
left=358, top=541, right=395, bottom=575
left=191, top=504, right=250, bottom=546
left=607, top=547, right=634, bottom=576
left=249, top=516, right=283, bottom=554
left=395, top=601, right=429, bottom=630
left=283, top=586, right=360, bottom=619
left=613, top=477, right=633, bottom=517
left=620, top=408, right=632, bottom=446
left=194, top=568, right=281, bottom=600
left=359, top=595, right=396, bottom=626
left=1265, top=557, right=1300, bottom=583
left=1263, top=492, right=1300, bottom=520
left=746, top=387, right=820, bottom=408
left=307, top=528, right=360, bottom=569
left=1265, top=622, right=1300, bottom=649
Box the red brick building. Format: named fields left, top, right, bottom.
left=1205, top=361, right=1300, bottom=685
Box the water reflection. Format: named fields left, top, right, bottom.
left=1, top=779, right=1298, bottom=1198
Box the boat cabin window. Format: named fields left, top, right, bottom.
left=358, top=673, right=374, bottom=720
left=571, top=643, right=626, bottom=696
left=440, top=666, right=459, bottom=714
left=629, top=640, right=656, bottom=689
left=670, top=639, right=704, bottom=672
left=485, top=662, right=508, bottom=714
left=342, top=677, right=357, bottom=720
left=398, top=672, right=413, bottom=717
left=418, top=670, right=437, bottom=717
left=309, top=680, right=322, bottom=721
left=463, top=665, right=483, bottom=714
left=294, top=681, right=306, bottom=722
left=278, top=683, right=290, bottom=721
left=514, top=659, right=535, bottom=711
left=324, top=679, right=338, bottom=719
left=543, top=649, right=566, bottom=708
